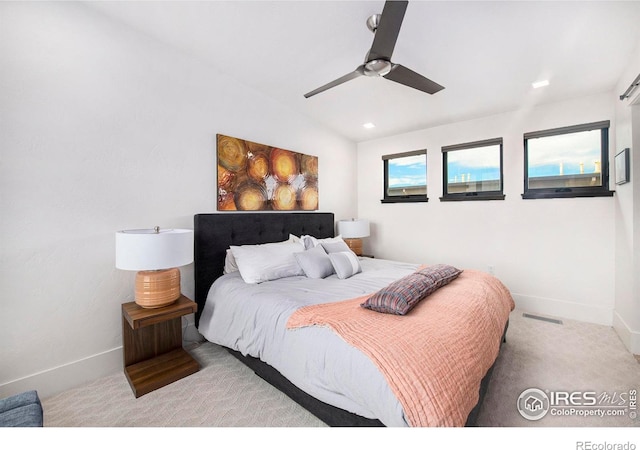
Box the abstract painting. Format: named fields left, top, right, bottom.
left=217, top=134, right=319, bottom=211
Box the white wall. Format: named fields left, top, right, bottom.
left=0, top=2, right=357, bottom=398
left=357, top=93, right=618, bottom=326
left=613, top=40, right=640, bottom=353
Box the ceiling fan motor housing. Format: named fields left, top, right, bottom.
left=364, top=59, right=392, bottom=77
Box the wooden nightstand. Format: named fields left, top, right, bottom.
left=122, top=295, right=199, bottom=398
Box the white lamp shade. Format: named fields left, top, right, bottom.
left=115, top=228, right=193, bottom=271
left=337, top=219, right=370, bottom=239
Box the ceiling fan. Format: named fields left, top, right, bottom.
left=304, top=0, right=444, bottom=98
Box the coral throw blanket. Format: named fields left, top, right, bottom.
left=286, top=269, right=515, bottom=426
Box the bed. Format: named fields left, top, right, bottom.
left=194, top=212, right=513, bottom=427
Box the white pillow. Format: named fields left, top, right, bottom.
left=305, top=235, right=343, bottom=249
left=224, top=237, right=297, bottom=274
left=230, top=241, right=305, bottom=284
left=223, top=249, right=239, bottom=274
left=288, top=234, right=302, bottom=244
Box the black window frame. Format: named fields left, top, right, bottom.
left=523, top=120, right=614, bottom=199
left=381, top=149, right=428, bottom=203
left=440, top=137, right=505, bottom=202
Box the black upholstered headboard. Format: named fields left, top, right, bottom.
left=193, top=212, right=335, bottom=325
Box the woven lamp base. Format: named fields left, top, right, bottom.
left=135, top=268, right=181, bottom=308
left=344, top=238, right=363, bottom=256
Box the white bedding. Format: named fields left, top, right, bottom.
left=197, top=257, right=420, bottom=426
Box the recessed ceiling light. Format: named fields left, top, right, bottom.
left=532, top=80, right=550, bottom=89
left=363, top=122, right=376, bottom=129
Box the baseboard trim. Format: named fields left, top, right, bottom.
left=0, top=347, right=123, bottom=401
left=0, top=318, right=203, bottom=401
left=511, top=293, right=613, bottom=326
left=612, top=311, right=640, bottom=354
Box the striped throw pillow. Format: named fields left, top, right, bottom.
left=361, top=264, right=462, bottom=315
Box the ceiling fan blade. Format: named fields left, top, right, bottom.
left=304, top=67, right=364, bottom=98
left=367, top=0, right=408, bottom=62
left=384, top=64, right=445, bottom=95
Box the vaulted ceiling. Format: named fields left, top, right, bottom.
left=88, top=1, right=640, bottom=142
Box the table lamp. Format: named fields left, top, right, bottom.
left=337, top=219, right=370, bottom=256
left=116, top=227, right=194, bottom=308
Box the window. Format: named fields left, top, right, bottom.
left=381, top=150, right=428, bottom=203
left=440, top=138, right=504, bottom=201
left=523, top=121, right=614, bottom=199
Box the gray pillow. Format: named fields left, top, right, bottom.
left=321, top=240, right=351, bottom=254
left=328, top=251, right=362, bottom=279
left=294, top=245, right=334, bottom=279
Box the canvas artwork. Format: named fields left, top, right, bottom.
left=217, top=134, right=319, bottom=211
left=615, top=148, right=630, bottom=185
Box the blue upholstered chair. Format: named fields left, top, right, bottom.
left=0, top=390, right=43, bottom=427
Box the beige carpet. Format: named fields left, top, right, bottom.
left=42, top=309, right=640, bottom=428
left=476, top=310, right=640, bottom=427
left=43, top=342, right=325, bottom=427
